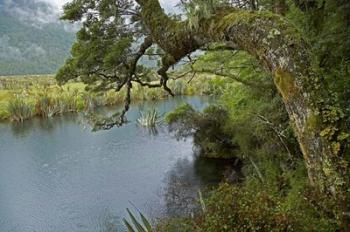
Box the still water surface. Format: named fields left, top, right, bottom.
left=0, top=96, right=222, bottom=232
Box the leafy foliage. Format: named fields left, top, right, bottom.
left=163, top=72, right=340, bottom=230
left=192, top=179, right=338, bottom=232
left=166, top=103, right=238, bottom=158
left=123, top=208, right=153, bottom=232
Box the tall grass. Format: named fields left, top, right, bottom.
left=0, top=74, right=229, bottom=122
left=7, top=97, right=33, bottom=122
left=104, top=90, right=122, bottom=105
left=35, top=96, right=59, bottom=117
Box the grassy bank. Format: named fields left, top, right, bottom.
left=0, top=74, right=229, bottom=122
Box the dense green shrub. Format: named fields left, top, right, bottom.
left=194, top=180, right=338, bottom=232
left=166, top=104, right=238, bottom=158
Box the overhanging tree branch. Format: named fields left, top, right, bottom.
left=59, top=1, right=350, bottom=226
left=134, top=1, right=349, bottom=224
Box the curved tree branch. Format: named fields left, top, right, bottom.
left=135, top=1, right=349, bottom=225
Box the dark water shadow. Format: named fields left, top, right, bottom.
left=161, top=154, right=241, bottom=218
left=10, top=120, right=35, bottom=138
left=9, top=114, right=83, bottom=138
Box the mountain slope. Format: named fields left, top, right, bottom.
left=0, top=0, right=76, bottom=75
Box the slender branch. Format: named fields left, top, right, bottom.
left=256, top=114, right=293, bottom=160
left=117, top=36, right=154, bottom=125
left=94, top=37, right=154, bottom=129
left=246, top=154, right=264, bottom=182
left=118, top=78, right=132, bottom=126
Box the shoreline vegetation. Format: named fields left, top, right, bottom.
left=0, top=74, right=229, bottom=123
left=1, top=74, right=343, bottom=231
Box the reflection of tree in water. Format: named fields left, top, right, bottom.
left=162, top=155, right=241, bottom=218
left=193, top=155, right=242, bottom=185
left=137, top=125, right=160, bottom=137
left=163, top=157, right=201, bottom=217
left=9, top=114, right=83, bottom=138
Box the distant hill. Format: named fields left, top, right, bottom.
left=0, top=0, right=76, bottom=76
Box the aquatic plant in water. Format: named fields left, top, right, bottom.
left=137, top=108, right=162, bottom=127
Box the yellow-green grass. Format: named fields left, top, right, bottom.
left=0, top=74, right=230, bottom=122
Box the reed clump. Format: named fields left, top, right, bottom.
left=137, top=108, right=162, bottom=127
left=7, top=97, right=34, bottom=122
left=0, top=74, right=228, bottom=122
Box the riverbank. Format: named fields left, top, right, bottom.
left=0, top=74, right=229, bottom=122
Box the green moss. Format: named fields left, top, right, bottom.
left=208, top=10, right=284, bottom=37
left=274, top=68, right=298, bottom=102
left=307, top=112, right=321, bottom=131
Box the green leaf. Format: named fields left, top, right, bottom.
left=140, top=212, right=153, bottom=232
left=123, top=218, right=136, bottom=232
left=126, top=208, right=146, bottom=232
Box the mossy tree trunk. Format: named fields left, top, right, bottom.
left=137, top=0, right=349, bottom=226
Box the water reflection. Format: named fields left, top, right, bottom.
left=4, top=96, right=213, bottom=138
left=193, top=155, right=242, bottom=184
left=136, top=125, right=160, bottom=136
left=10, top=120, right=34, bottom=137
left=163, top=157, right=200, bottom=217
left=162, top=155, right=241, bottom=218
left=9, top=114, right=83, bottom=138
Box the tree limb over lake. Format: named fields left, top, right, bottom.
left=57, top=0, right=350, bottom=228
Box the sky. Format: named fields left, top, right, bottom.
left=39, top=0, right=180, bottom=12
left=39, top=0, right=68, bottom=8
left=0, top=0, right=180, bottom=27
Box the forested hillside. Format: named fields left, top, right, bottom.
left=0, top=0, right=75, bottom=75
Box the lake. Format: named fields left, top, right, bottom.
left=0, top=96, right=225, bottom=232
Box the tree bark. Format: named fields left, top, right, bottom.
left=137, top=0, right=349, bottom=226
